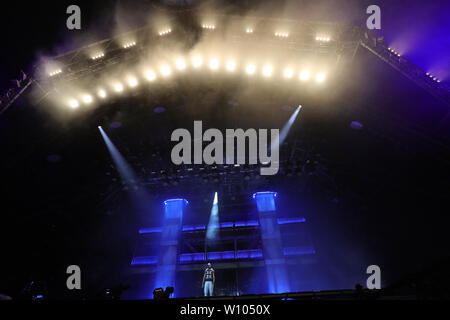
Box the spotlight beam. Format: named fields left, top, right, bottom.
left=98, top=126, right=138, bottom=188
left=271, top=105, right=302, bottom=152
left=206, top=192, right=219, bottom=240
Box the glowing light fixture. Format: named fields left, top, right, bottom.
left=209, top=58, right=219, bottom=70
left=123, top=41, right=136, bottom=49
left=283, top=68, right=294, bottom=79
left=263, top=65, right=273, bottom=77
left=98, top=89, right=107, bottom=98
left=68, top=99, right=79, bottom=109
left=159, top=28, right=172, bottom=36
left=192, top=56, right=203, bottom=68
left=160, top=65, right=171, bottom=77
left=275, top=32, right=289, bottom=38
left=92, top=53, right=104, bottom=60
left=315, top=36, right=331, bottom=42
left=176, top=59, right=186, bottom=70
left=113, top=82, right=124, bottom=92
left=299, top=70, right=310, bottom=81
left=49, top=69, right=62, bottom=77
left=246, top=63, right=256, bottom=75
left=246, top=28, right=253, bottom=33
left=82, top=94, right=93, bottom=104
left=202, top=24, right=215, bottom=30
left=315, top=73, right=326, bottom=83
left=145, top=70, right=156, bottom=81
left=226, top=60, right=236, bottom=71
left=127, top=76, right=138, bottom=87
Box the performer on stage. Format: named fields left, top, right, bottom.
left=202, top=263, right=215, bottom=297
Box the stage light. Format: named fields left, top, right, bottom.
left=299, top=70, right=310, bottom=81
left=113, top=82, right=124, bottom=92
left=315, top=73, right=326, bottom=83
left=202, top=24, right=215, bottom=30
left=263, top=65, right=273, bottom=77
left=226, top=60, right=236, bottom=71
left=127, top=76, right=138, bottom=87
left=246, top=28, right=253, bottom=33
left=160, top=65, right=171, bottom=77
left=246, top=63, right=256, bottom=75
left=98, top=89, right=107, bottom=98
left=273, top=105, right=302, bottom=153
left=92, top=53, right=104, bottom=60
left=206, top=192, right=219, bottom=240
left=192, top=56, right=203, bottom=68
left=145, top=70, right=156, bottom=81
left=175, top=59, right=186, bottom=70
left=68, top=99, right=79, bottom=109
left=82, top=94, right=93, bottom=104
left=316, top=36, right=330, bottom=42
left=123, top=41, right=136, bottom=49
left=209, top=58, right=219, bottom=70
left=283, top=68, right=294, bottom=79
left=275, top=32, right=289, bottom=38
left=159, top=28, right=172, bottom=36
left=49, top=69, right=62, bottom=77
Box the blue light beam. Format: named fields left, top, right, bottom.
left=206, top=192, right=219, bottom=240
left=271, top=105, right=302, bottom=152
left=98, top=126, right=138, bottom=189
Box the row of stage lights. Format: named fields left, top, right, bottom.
left=48, top=24, right=333, bottom=77
left=387, top=47, right=401, bottom=57
left=65, top=56, right=327, bottom=109
left=123, top=41, right=136, bottom=49
left=388, top=46, right=441, bottom=83
left=426, top=72, right=441, bottom=83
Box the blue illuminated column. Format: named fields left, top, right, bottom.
left=253, top=192, right=290, bottom=294
left=153, top=199, right=188, bottom=297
